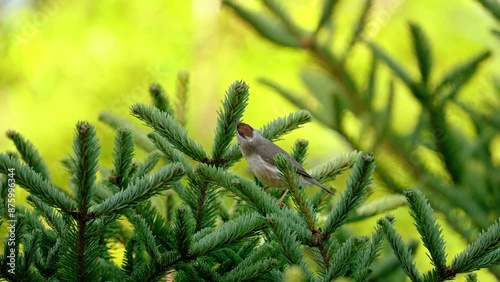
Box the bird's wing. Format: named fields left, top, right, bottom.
left=256, top=140, right=312, bottom=177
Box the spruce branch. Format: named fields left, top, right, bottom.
left=309, top=150, right=361, bottom=182
left=147, top=132, right=193, bottom=175
left=172, top=205, right=196, bottom=257
left=452, top=219, right=500, bottom=273
left=343, top=0, right=373, bottom=59
left=128, top=213, right=162, bottom=261
left=149, top=83, right=175, bottom=115
left=272, top=223, right=316, bottom=281
left=176, top=70, right=189, bottom=127
left=365, top=53, right=378, bottom=106
left=352, top=227, right=385, bottom=281
left=405, top=189, right=447, bottom=271
left=132, top=201, right=174, bottom=250
left=122, top=238, right=135, bottom=275
left=213, top=80, right=249, bottom=162
left=91, top=163, right=185, bottom=216
left=274, top=153, right=316, bottom=231
left=27, top=194, right=65, bottom=234
left=323, top=152, right=375, bottom=235
left=378, top=215, right=422, bottom=282
left=109, top=128, right=134, bottom=188
left=128, top=251, right=180, bottom=281
left=409, top=22, right=433, bottom=87
left=190, top=212, right=264, bottom=256
left=0, top=153, right=76, bottom=211
left=434, top=50, right=491, bottom=105
left=131, top=103, right=207, bottom=162
left=291, top=139, right=309, bottom=165
left=316, top=0, right=340, bottom=33
left=58, top=223, right=103, bottom=282
left=72, top=122, right=100, bottom=212
left=348, top=194, right=406, bottom=223
left=259, top=79, right=325, bottom=126
left=270, top=209, right=313, bottom=245
left=260, top=110, right=313, bottom=141
left=222, top=0, right=300, bottom=47
left=98, top=111, right=156, bottom=152
left=134, top=150, right=161, bottom=179
left=466, top=272, right=478, bottom=282
left=110, top=127, right=134, bottom=188
left=324, top=236, right=366, bottom=280
left=197, top=164, right=280, bottom=215
left=262, top=0, right=302, bottom=37
left=220, top=250, right=280, bottom=282
left=367, top=41, right=425, bottom=103
left=5, top=130, right=50, bottom=180
left=185, top=173, right=219, bottom=231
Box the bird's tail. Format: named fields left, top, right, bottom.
left=310, top=178, right=335, bottom=195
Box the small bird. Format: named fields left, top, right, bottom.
left=236, top=121, right=334, bottom=194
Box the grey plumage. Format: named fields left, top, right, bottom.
left=236, top=121, right=333, bottom=195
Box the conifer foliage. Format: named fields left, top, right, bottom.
left=1, top=74, right=499, bottom=281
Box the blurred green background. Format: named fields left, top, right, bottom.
left=0, top=0, right=498, bottom=280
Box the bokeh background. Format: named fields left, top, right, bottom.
left=0, top=0, right=498, bottom=280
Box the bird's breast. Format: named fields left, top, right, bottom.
left=244, top=154, right=284, bottom=187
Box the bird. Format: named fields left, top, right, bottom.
left=236, top=121, right=334, bottom=195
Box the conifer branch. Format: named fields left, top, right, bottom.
left=409, top=23, right=433, bottom=87
left=219, top=245, right=280, bottom=282
left=466, top=272, right=478, bottom=282
left=405, top=189, right=447, bottom=271
left=134, top=150, right=161, bottom=179
left=27, top=195, right=65, bottom=234
left=269, top=209, right=313, bottom=244
left=274, top=153, right=316, bottom=231
left=434, top=50, right=491, bottom=106
left=197, top=164, right=279, bottom=215
left=260, top=110, right=313, bottom=141
left=172, top=205, right=196, bottom=257
left=131, top=201, right=174, bottom=250
left=324, top=237, right=366, bottom=280
left=213, top=81, right=249, bottom=163
left=176, top=70, right=189, bottom=127
left=131, top=103, right=207, bottom=162
left=452, top=219, right=500, bottom=273
left=348, top=194, right=406, bottom=223
left=147, top=132, right=193, bottom=175
left=98, top=111, right=156, bottom=152
left=316, top=0, right=340, bottom=33
left=309, top=150, right=360, bottom=182
left=367, top=42, right=426, bottom=104
left=6, top=130, right=50, bottom=180
left=222, top=0, right=300, bottom=47
left=343, top=0, right=372, bottom=60
left=149, top=83, right=175, bottom=115
left=110, top=128, right=134, bottom=188
left=91, top=163, right=185, bottom=216
left=190, top=212, right=264, bottom=256
left=272, top=223, right=316, bottom=281
left=0, top=154, right=76, bottom=211
left=378, top=215, right=422, bottom=282
left=72, top=122, right=100, bottom=212
left=291, top=139, right=308, bottom=165
left=352, top=227, right=385, bottom=281
left=128, top=213, right=162, bottom=260
left=323, top=153, right=375, bottom=235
